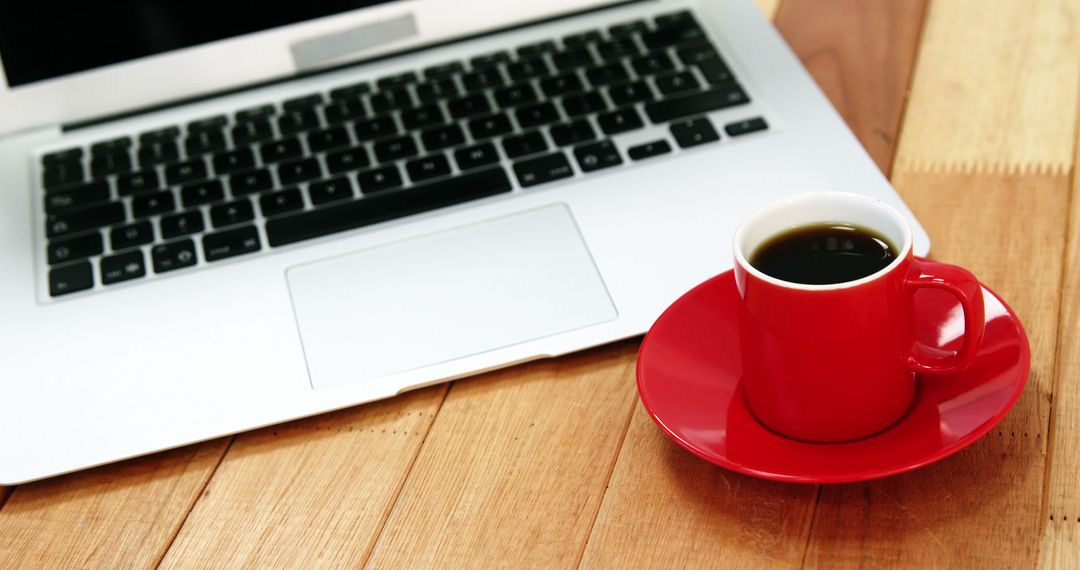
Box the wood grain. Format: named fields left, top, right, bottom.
left=364, top=342, right=639, bottom=568
left=158, top=387, right=445, bottom=568
left=774, top=0, right=928, bottom=175
left=893, top=0, right=1080, bottom=172
left=805, top=169, right=1070, bottom=569
left=0, top=439, right=229, bottom=568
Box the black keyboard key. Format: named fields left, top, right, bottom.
left=563, top=29, right=602, bottom=47
left=502, top=131, right=548, bottom=159
left=213, top=148, right=256, bottom=175
left=374, top=136, right=419, bottom=162
left=185, top=129, right=227, bottom=156
left=553, top=48, right=596, bottom=71
left=376, top=71, right=417, bottom=89
left=406, top=154, right=451, bottom=182
left=307, top=127, right=351, bottom=152
left=139, top=126, right=180, bottom=143
left=45, top=180, right=110, bottom=213
left=138, top=140, right=180, bottom=167
left=540, top=73, right=585, bottom=97
left=550, top=120, right=596, bottom=147
left=90, top=151, right=132, bottom=178
left=110, top=221, right=154, bottom=250
left=203, top=226, right=261, bottom=262
left=416, top=79, right=460, bottom=103
left=180, top=180, right=226, bottom=207
left=671, top=117, right=720, bottom=148
left=454, top=143, right=500, bottom=171
left=131, top=191, right=175, bottom=218
left=462, top=68, right=505, bottom=93
left=356, top=166, right=404, bottom=193
left=42, top=160, right=84, bottom=189
left=513, top=153, right=574, bottom=188
left=188, top=115, right=228, bottom=133
left=725, top=117, right=769, bottom=137
left=151, top=239, right=198, bottom=273
left=43, top=147, right=83, bottom=164
left=627, top=139, right=672, bottom=160
left=609, top=80, right=655, bottom=105
left=354, top=116, right=399, bottom=140
left=494, top=83, right=538, bottom=108
left=283, top=93, right=324, bottom=111
left=324, top=99, right=367, bottom=124
left=641, top=21, right=706, bottom=50
left=645, top=86, right=749, bottom=123
left=677, top=42, right=720, bottom=66
left=561, top=92, right=608, bottom=117
left=278, top=109, right=321, bottom=135
left=655, top=71, right=701, bottom=95
left=699, top=58, right=736, bottom=84
left=401, top=105, right=445, bottom=130
left=329, top=82, right=372, bottom=101
left=597, top=38, right=641, bottom=61
left=309, top=177, right=354, bottom=205
left=517, top=40, right=557, bottom=57
left=260, top=188, right=305, bottom=216
left=48, top=232, right=103, bottom=265
left=516, top=102, right=561, bottom=129
left=100, top=250, right=146, bottom=285
left=326, top=147, right=371, bottom=173
left=210, top=199, right=256, bottom=228
left=609, top=19, right=647, bottom=37
left=47, top=201, right=126, bottom=237
left=597, top=107, right=644, bottom=135
left=235, top=105, right=275, bottom=122
left=468, top=113, right=514, bottom=139
left=574, top=140, right=622, bottom=172
left=424, top=61, right=465, bottom=78
left=260, top=137, right=303, bottom=163
left=585, top=62, right=630, bottom=87
left=164, top=158, right=208, bottom=186
left=160, top=211, right=205, bottom=239
left=655, top=10, right=697, bottom=28
left=117, top=169, right=159, bottom=196
left=421, top=124, right=466, bottom=151
left=278, top=158, right=323, bottom=185
left=471, top=51, right=511, bottom=68
left=631, top=52, right=676, bottom=76
left=266, top=167, right=512, bottom=247
left=370, top=89, right=414, bottom=113
left=49, top=262, right=94, bottom=296
left=231, top=120, right=274, bottom=145
left=448, top=94, right=492, bottom=119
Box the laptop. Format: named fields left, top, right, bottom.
left=0, top=0, right=931, bottom=483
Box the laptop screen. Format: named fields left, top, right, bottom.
left=0, top=1, right=396, bottom=87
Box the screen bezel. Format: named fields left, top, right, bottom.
left=0, top=0, right=619, bottom=136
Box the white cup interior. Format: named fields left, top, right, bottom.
left=733, top=192, right=914, bottom=290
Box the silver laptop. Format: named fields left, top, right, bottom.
left=0, top=0, right=930, bottom=483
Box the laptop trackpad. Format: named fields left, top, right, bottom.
left=286, top=204, right=618, bottom=391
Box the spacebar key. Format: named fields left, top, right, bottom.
left=266, top=166, right=513, bottom=247
left=645, top=86, right=750, bottom=123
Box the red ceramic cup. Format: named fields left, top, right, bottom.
left=732, top=192, right=985, bottom=443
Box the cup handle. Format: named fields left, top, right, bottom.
left=904, top=258, right=986, bottom=374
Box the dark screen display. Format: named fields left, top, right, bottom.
left=0, top=1, right=395, bottom=87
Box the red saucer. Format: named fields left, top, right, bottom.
left=637, top=266, right=1030, bottom=483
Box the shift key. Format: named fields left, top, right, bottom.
left=644, top=86, right=750, bottom=123
left=203, top=225, right=261, bottom=262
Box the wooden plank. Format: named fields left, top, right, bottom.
left=893, top=0, right=1080, bottom=173
left=805, top=169, right=1070, bottom=569
left=773, top=0, right=928, bottom=175
left=158, top=387, right=445, bottom=568
left=579, top=1, right=928, bottom=568
left=0, top=439, right=229, bottom=568
left=364, top=342, right=639, bottom=568
left=753, top=0, right=781, bottom=20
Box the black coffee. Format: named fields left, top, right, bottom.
left=749, top=223, right=898, bottom=285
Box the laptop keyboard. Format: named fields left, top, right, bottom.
left=39, top=10, right=769, bottom=298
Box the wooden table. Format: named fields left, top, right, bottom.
left=3, top=0, right=1079, bottom=567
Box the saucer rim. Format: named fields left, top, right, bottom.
left=636, top=263, right=1031, bottom=484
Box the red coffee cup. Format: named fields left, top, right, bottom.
left=733, top=192, right=985, bottom=443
